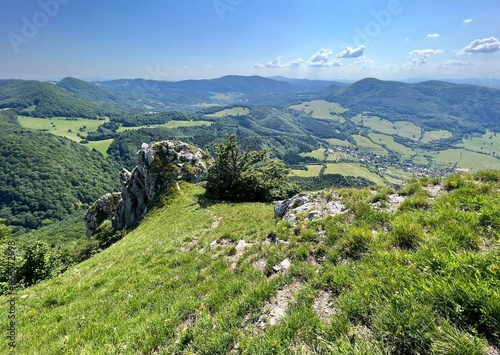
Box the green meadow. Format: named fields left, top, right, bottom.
left=351, top=135, right=388, bottom=156
left=459, top=130, right=500, bottom=156
left=116, top=120, right=212, bottom=132
left=206, top=107, right=249, bottom=117
left=352, top=115, right=421, bottom=141
left=17, top=116, right=109, bottom=142
left=368, top=133, right=415, bottom=159
left=324, top=163, right=385, bottom=185
left=421, top=129, right=453, bottom=143
left=432, top=149, right=500, bottom=170
left=289, top=100, right=348, bottom=121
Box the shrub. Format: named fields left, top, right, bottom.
left=205, top=135, right=299, bottom=202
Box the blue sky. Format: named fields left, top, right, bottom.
left=1, top=0, right=499, bottom=81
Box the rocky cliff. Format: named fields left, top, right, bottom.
left=85, top=140, right=210, bottom=237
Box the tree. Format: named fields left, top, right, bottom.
left=205, top=135, right=299, bottom=202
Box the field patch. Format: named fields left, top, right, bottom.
left=325, top=163, right=385, bottom=185
left=87, top=139, right=114, bottom=156
left=432, top=149, right=500, bottom=170
left=291, top=165, right=323, bottom=177
left=326, top=138, right=352, bottom=147
left=458, top=129, right=500, bottom=156
left=300, top=148, right=326, bottom=160
left=351, top=135, right=388, bottom=156
left=17, top=116, right=109, bottom=142
left=206, top=107, right=249, bottom=117
left=421, top=129, right=453, bottom=143
left=368, top=133, right=415, bottom=159
left=353, top=115, right=421, bottom=140
left=289, top=100, right=348, bottom=121
left=117, top=120, right=212, bottom=132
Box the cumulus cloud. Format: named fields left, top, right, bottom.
left=458, top=37, right=500, bottom=54
left=427, top=33, right=440, bottom=38
left=409, top=49, right=444, bottom=65
left=307, top=48, right=341, bottom=67
left=464, top=19, right=472, bottom=23
left=337, top=45, right=365, bottom=58
left=253, top=57, right=304, bottom=69
left=438, top=60, right=475, bottom=69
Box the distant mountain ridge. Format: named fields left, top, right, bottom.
left=331, top=77, right=500, bottom=132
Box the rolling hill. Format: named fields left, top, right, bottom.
left=330, top=78, right=500, bottom=133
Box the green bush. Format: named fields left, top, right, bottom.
left=205, top=134, right=299, bottom=202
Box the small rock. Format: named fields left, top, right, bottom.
left=280, top=258, right=291, bottom=270
left=210, top=240, right=218, bottom=248
left=273, top=265, right=282, bottom=272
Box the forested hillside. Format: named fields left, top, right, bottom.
left=0, top=111, right=119, bottom=233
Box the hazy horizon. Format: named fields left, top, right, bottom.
left=1, top=0, right=499, bottom=82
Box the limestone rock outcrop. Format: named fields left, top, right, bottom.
left=274, top=192, right=346, bottom=225
left=85, top=140, right=210, bottom=236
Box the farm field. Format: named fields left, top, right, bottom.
left=326, top=138, right=352, bottom=147
left=458, top=129, right=500, bottom=156
left=206, top=107, right=249, bottom=117
left=412, top=155, right=430, bottom=166
left=117, top=120, right=212, bottom=132
left=291, top=164, right=323, bottom=177
left=325, top=163, right=385, bottom=185
left=17, top=116, right=109, bottom=142
left=368, top=133, right=415, bottom=159
left=326, top=152, right=355, bottom=162
left=300, top=148, right=325, bottom=160
left=381, top=166, right=415, bottom=183
left=87, top=139, right=114, bottom=156
left=289, top=100, right=348, bottom=121
left=352, top=115, right=421, bottom=140
left=421, top=129, right=453, bottom=143
left=431, top=149, right=500, bottom=170
left=351, top=135, right=388, bottom=156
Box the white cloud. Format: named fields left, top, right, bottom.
left=337, top=45, right=365, bottom=58
left=287, top=58, right=304, bottom=68
left=458, top=37, right=500, bottom=54
left=253, top=57, right=304, bottom=69
left=405, top=37, right=410, bottom=41
left=409, top=49, right=444, bottom=65
left=307, top=48, right=341, bottom=67
left=427, top=33, right=440, bottom=38
left=464, top=19, right=472, bottom=23
left=438, top=60, right=475, bottom=69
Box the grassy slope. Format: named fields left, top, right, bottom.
left=3, top=173, right=500, bottom=354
